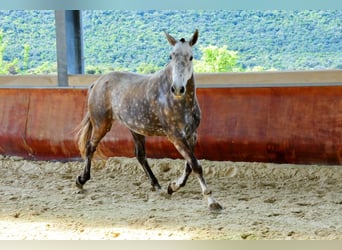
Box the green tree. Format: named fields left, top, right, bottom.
left=194, top=45, right=242, bottom=72
left=0, top=30, right=7, bottom=73
left=23, top=44, right=30, bottom=72
left=30, top=61, right=56, bottom=74
left=0, top=30, right=19, bottom=74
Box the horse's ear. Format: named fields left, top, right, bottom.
left=189, top=29, right=199, bottom=46
left=164, top=31, right=177, bottom=46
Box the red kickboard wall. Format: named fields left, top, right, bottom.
left=1, top=86, right=342, bottom=164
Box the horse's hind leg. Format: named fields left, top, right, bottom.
left=76, top=116, right=112, bottom=189
left=76, top=140, right=96, bottom=188
left=130, top=131, right=161, bottom=190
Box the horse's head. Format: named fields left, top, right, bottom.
left=165, top=29, right=198, bottom=97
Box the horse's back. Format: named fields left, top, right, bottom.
left=94, top=71, right=148, bottom=88
left=89, top=71, right=149, bottom=102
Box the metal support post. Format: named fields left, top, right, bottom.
left=55, top=10, right=84, bottom=87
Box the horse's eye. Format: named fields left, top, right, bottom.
left=169, top=55, right=172, bottom=60
left=189, top=56, right=193, bottom=61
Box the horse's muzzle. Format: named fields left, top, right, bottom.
left=171, top=85, right=186, bottom=97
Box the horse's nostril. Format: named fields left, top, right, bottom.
left=171, top=85, right=185, bottom=96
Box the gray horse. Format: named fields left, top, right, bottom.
left=76, top=30, right=222, bottom=210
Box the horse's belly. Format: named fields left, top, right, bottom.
left=116, top=114, right=166, bottom=137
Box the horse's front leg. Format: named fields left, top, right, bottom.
left=168, top=136, right=223, bottom=210
left=167, top=162, right=192, bottom=194
left=167, top=132, right=196, bottom=194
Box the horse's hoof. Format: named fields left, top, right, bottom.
left=167, top=183, right=174, bottom=195
left=75, top=176, right=84, bottom=189
left=209, top=202, right=223, bottom=211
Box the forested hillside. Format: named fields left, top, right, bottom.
left=0, top=10, right=341, bottom=74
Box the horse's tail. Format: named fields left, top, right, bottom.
left=75, top=111, right=92, bottom=159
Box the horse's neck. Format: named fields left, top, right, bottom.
left=161, top=63, right=173, bottom=83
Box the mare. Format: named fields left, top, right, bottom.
left=76, top=29, right=222, bottom=210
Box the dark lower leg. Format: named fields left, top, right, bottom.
left=131, top=131, right=161, bottom=190
left=140, top=158, right=161, bottom=190
left=76, top=142, right=96, bottom=188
